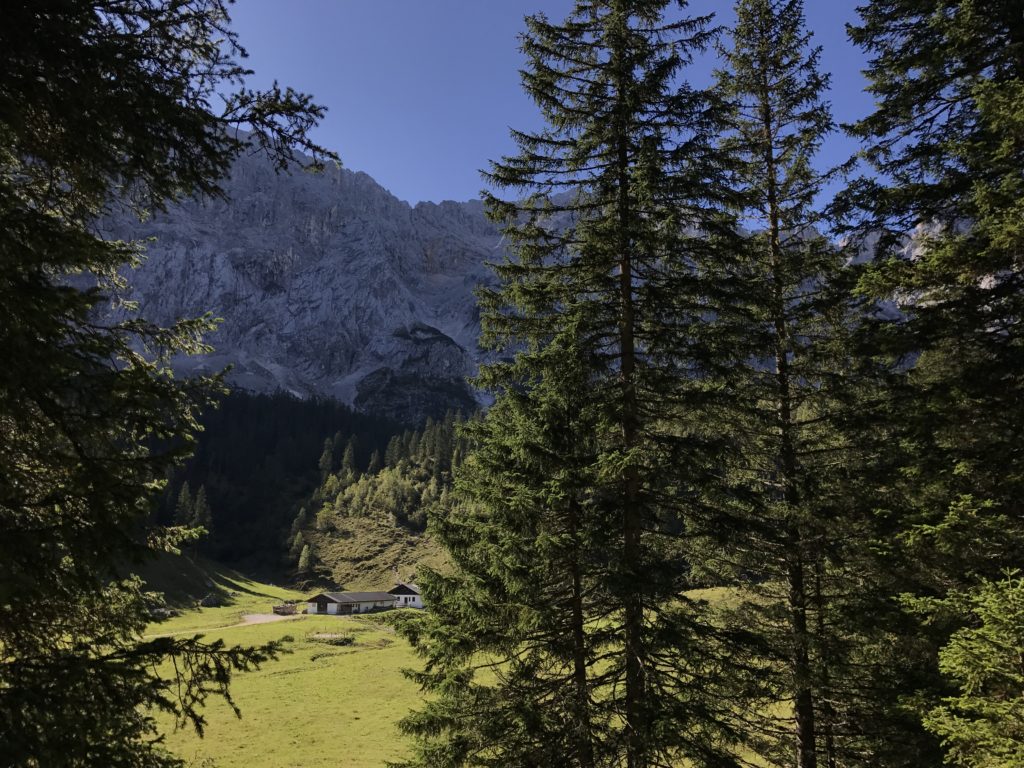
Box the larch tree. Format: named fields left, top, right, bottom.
left=840, top=1, right=1024, bottom=765
left=289, top=531, right=306, bottom=562
left=297, top=545, right=314, bottom=576
left=0, top=1, right=334, bottom=765
left=397, top=2, right=749, bottom=766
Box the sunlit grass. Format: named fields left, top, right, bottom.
left=153, top=612, right=423, bottom=768
left=146, top=568, right=306, bottom=636
left=148, top=576, right=773, bottom=767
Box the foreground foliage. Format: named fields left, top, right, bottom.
left=0, top=1, right=333, bottom=765
left=843, top=2, right=1024, bottom=766
left=920, top=575, right=1024, bottom=767
left=396, top=2, right=752, bottom=766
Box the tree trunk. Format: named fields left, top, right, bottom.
left=611, top=7, right=644, bottom=766
left=788, top=547, right=818, bottom=768
left=763, top=86, right=818, bottom=768
left=569, top=501, right=596, bottom=768
left=814, top=561, right=837, bottom=768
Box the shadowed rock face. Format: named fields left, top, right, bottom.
left=354, top=323, right=478, bottom=423
left=102, top=153, right=502, bottom=422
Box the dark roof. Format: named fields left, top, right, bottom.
left=307, top=591, right=396, bottom=603
left=388, top=583, right=421, bottom=595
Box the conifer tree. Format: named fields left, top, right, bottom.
left=398, top=2, right=745, bottom=765
left=174, top=481, right=195, bottom=527
left=289, top=531, right=305, bottom=561
left=0, top=1, right=333, bottom=763
left=399, top=337, right=614, bottom=768
left=297, top=544, right=314, bottom=575
left=193, top=486, right=213, bottom=537
left=406, top=430, right=420, bottom=460
left=340, top=436, right=359, bottom=485
left=841, top=2, right=1024, bottom=762
left=367, top=450, right=383, bottom=475
left=711, top=2, right=869, bottom=765
left=385, top=435, right=403, bottom=467
left=317, top=437, right=334, bottom=479
left=289, top=507, right=308, bottom=539
left=919, top=573, right=1024, bottom=768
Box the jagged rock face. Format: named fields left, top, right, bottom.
left=102, top=154, right=502, bottom=423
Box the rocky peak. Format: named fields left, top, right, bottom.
left=102, top=153, right=502, bottom=424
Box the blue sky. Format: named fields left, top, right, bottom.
left=229, top=1, right=872, bottom=205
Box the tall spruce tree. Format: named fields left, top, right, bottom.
left=174, top=481, right=195, bottom=527
left=192, top=486, right=213, bottom=539
left=842, top=2, right=1024, bottom=764
left=0, top=1, right=333, bottom=764
left=398, top=336, right=614, bottom=768
left=397, top=2, right=748, bottom=766
left=710, top=3, right=874, bottom=765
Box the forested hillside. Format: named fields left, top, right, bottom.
left=288, top=413, right=473, bottom=588
left=156, top=394, right=473, bottom=587
left=157, top=392, right=403, bottom=575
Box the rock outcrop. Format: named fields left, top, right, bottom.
left=102, top=152, right=503, bottom=423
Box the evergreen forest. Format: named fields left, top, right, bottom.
left=2, top=1, right=1024, bottom=767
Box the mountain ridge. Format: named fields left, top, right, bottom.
left=102, top=153, right=503, bottom=423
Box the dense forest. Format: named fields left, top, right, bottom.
left=392, top=2, right=1024, bottom=768
left=155, top=394, right=471, bottom=585
left=156, top=392, right=404, bottom=574
left=288, top=413, right=472, bottom=587
left=3, top=1, right=1024, bottom=767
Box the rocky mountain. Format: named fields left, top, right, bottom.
left=102, top=152, right=504, bottom=423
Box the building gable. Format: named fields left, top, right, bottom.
left=388, top=583, right=420, bottom=596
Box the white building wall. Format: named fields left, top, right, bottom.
left=394, top=594, right=423, bottom=609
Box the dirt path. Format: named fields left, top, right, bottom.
left=146, top=612, right=303, bottom=639
left=237, top=613, right=302, bottom=626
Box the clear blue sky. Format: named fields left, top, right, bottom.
left=228, top=1, right=872, bottom=204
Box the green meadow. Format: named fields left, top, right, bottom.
left=146, top=571, right=758, bottom=768
left=147, top=574, right=423, bottom=768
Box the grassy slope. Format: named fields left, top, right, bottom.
left=142, top=558, right=423, bottom=767
left=146, top=568, right=750, bottom=768
left=309, top=517, right=447, bottom=591
left=146, top=581, right=305, bottom=636
left=151, top=607, right=423, bottom=768
left=137, top=551, right=300, bottom=609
